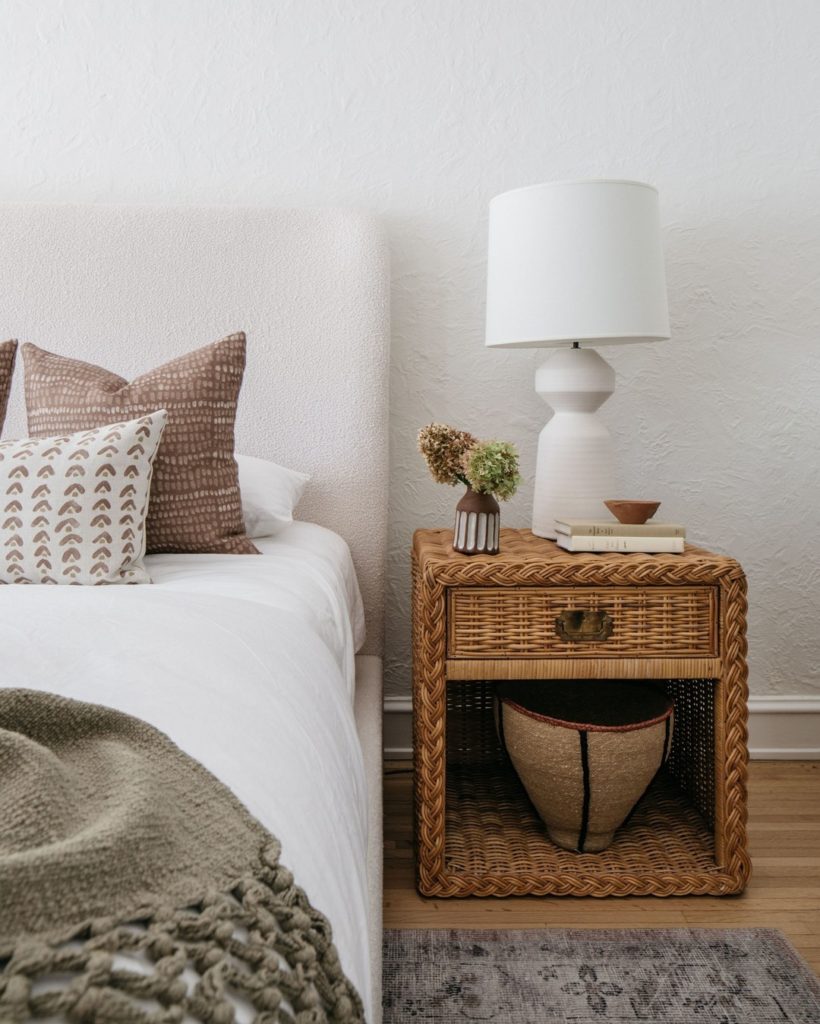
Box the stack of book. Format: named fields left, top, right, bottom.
left=554, top=518, right=686, bottom=553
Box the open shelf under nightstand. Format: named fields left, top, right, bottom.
left=442, top=680, right=728, bottom=896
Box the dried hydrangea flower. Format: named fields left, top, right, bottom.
left=463, top=441, right=522, bottom=501
left=417, top=423, right=477, bottom=487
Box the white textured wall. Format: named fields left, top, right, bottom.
left=2, top=0, right=819, bottom=699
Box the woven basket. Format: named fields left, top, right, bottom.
left=498, top=681, right=674, bottom=853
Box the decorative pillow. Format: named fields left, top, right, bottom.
left=22, top=334, right=258, bottom=555
left=0, top=411, right=167, bottom=585
left=237, top=454, right=310, bottom=538
left=0, top=339, right=18, bottom=433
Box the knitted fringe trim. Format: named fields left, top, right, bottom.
left=0, top=840, right=364, bottom=1024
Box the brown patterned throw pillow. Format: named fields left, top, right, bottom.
left=22, top=334, right=258, bottom=555
left=0, top=339, right=18, bottom=433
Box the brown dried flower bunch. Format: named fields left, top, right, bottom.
left=417, top=423, right=476, bottom=487
left=418, top=423, right=521, bottom=501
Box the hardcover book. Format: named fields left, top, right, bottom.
left=555, top=518, right=686, bottom=539
left=556, top=534, right=685, bottom=554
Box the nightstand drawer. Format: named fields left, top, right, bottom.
left=447, top=586, right=718, bottom=658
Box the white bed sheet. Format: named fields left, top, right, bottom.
left=0, top=522, right=373, bottom=1019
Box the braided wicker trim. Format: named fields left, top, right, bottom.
left=416, top=529, right=746, bottom=588
left=0, top=841, right=363, bottom=1024
left=420, top=872, right=746, bottom=898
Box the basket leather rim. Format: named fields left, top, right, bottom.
left=500, top=697, right=674, bottom=733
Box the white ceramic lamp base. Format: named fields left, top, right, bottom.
left=531, top=346, right=618, bottom=540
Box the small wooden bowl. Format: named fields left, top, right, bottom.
left=604, top=500, right=661, bottom=525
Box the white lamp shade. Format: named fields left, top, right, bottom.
left=486, top=179, right=670, bottom=348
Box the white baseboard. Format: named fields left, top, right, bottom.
left=383, top=696, right=413, bottom=759
left=746, top=695, right=820, bottom=759
left=383, top=694, right=820, bottom=760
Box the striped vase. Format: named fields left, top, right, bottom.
left=453, top=486, right=500, bottom=556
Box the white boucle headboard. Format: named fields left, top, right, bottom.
left=0, top=205, right=390, bottom=656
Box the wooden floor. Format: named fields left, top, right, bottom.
left=384, top=760, right=820, bottom=974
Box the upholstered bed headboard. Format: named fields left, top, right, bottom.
left=0, top=205, right=390, bottom=656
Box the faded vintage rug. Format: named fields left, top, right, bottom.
left=383, top=928, right=819, bottom=1023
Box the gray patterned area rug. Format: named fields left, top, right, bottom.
left=383, top=928, right=819, bottom=1023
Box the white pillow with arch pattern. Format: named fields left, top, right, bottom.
left=0, top=411, right=167, bottom=585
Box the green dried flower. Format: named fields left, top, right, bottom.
left=463, top=441, right=522, bottom=501
left=417, top=423, right=477, bottom=487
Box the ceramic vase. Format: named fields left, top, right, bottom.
left=453, top=486, right=500, bottom=555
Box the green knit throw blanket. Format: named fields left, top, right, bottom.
left=0, top=689, right=364, bottom=1023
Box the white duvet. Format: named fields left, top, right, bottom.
left=0, top=522, right=372, bottom=1019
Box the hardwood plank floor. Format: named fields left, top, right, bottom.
left=384, top=760, right=820, bottom=974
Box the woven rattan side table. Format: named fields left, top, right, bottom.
left=411, top=528, right=750, bottom=898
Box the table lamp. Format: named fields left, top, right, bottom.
left=485, top=179, right=670, bottom=539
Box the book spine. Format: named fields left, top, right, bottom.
left=555, top=522, right=686, bottom=538
left=557, top=535, right=685, bottom=553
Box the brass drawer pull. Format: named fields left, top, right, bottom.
left=555, top=609, right=613, bottom=643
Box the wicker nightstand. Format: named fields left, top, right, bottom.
left=411, top=527, right=751, bottom=898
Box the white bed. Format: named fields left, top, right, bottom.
left=0, top=205, right=389, bottom=1022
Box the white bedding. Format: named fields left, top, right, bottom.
left=0, top=522, right=373, bottom=1019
